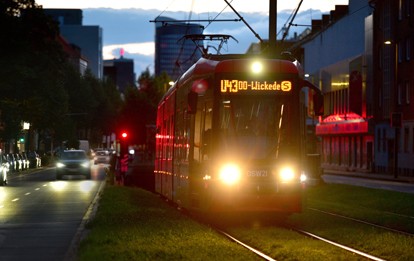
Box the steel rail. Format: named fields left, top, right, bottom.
left=296, top=229, right=386, bottom=261
left=309, top=207, right=414, bottom=237
left=217, top=229, right=277, bottom=261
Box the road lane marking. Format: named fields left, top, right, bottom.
left=25, top=192, right=31, bottom=196
left=11, top=198, right=19, bottom=202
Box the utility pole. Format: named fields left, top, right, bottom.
left=269, top=0, right=277, bottom=57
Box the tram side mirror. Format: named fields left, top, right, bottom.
left=187, top=91, right=198, bottom=114
left=313, top=91, right=324, bottom=116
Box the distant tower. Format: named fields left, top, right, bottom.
left=154, top=16, right=204, bottom=80
left=103, top=50, right=135, bottom=94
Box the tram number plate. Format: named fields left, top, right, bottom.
left=247, top=170, right=268, bottom=177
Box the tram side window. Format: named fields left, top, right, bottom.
left=202, top=101, right=213, bottom=160
left=193, top=102, right=202, bottom=162
left=184, top=109, right=191, bottom=161
left=168, top=115, right=174, bottom=160
left=163, top=119, right=168, bottom=159
left=192, top=99, right=213, bottom=162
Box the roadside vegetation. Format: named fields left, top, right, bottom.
left=0, top=0, right=169, bottom=152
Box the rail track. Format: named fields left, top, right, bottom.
left=308, top=207, right=414, bottom=237
left=216, top=225, right=386, bottom=261
left=203, top=204, right=414, bottom=260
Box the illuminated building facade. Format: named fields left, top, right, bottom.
left=298, top=2, right=376, bottom=172
left=297, top=0, right=414, bottom=176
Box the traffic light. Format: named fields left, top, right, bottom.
left=119, top=131, right=129, bottom=156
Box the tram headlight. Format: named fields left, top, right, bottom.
left=279, top=167, right=295, bottom=182
left=300, top=171, right=307, bottom=183
left=251, top=61, right=263, bottom=74
left=219, top=164, right=241, bottom=185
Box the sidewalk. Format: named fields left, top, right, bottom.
left=322, top=169, right=414, bottom=183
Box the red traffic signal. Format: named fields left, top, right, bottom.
left=121, top=132, right=128, bottom=139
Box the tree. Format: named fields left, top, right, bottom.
left=118, top=70, right=170, bottom=146
left=0, top=1, right=122, bottom=152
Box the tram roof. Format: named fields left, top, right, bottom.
left=178, top=54, right=300, bottom=82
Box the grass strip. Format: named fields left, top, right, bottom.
left=78, top=185, right=261, bottom=261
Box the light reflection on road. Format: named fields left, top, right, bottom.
left=79, top=180, right=96, bottom=193
left=50, top=181, right=68, bottom=191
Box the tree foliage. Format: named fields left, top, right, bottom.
left=0, top=0, right=121, bottom=151
left=118, top=69, right=169, bottom=145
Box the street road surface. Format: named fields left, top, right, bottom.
left=0, top=163, right=106, bottom=261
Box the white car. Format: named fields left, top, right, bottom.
left=0, top=154, right=8, bottom=185
left=94, top=150, right=110, bottom=164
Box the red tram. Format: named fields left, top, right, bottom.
left=155, top=54, right=322, bottom=215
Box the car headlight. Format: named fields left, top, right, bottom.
left=219, top=164, right=241, bottom=185
left=81, top=161, right=90, bottom=168
left=279, top=166, right=296, bottom=183
left=56, top=162, right=65, bottom=168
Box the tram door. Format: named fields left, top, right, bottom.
left=190, top=97, right=213, bottom=209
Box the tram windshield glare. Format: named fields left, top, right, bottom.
left=219, top=96, right=294, bottom=160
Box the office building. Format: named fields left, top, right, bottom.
left=154, top=16, right=204, bottom=81
left=44, top=9, right=103, bottom=79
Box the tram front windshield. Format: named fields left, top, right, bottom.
left=219, top=96, right=296, bottom=160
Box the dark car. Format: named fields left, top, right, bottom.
left=56, top=150, right=91, bottom=180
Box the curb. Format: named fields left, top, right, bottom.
left=64, top=180, right=106, bottom=261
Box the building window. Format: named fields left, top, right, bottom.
left=412, top=127, right=414, bottom=153
left=377, top=129, right=381, bottom=152
left=379, top=48, right=383, bottom=69
left=404, top=127, right=409, bottom=153
left=398, top=42, right=403, bottom=63
left=405, top=0, right=412, bottom=17
left=398, top=83, right=402, bottom=105
left=406, top=38, right=411, bottom=61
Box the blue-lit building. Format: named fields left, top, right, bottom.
left=154, top=16, right=204, bottom=81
